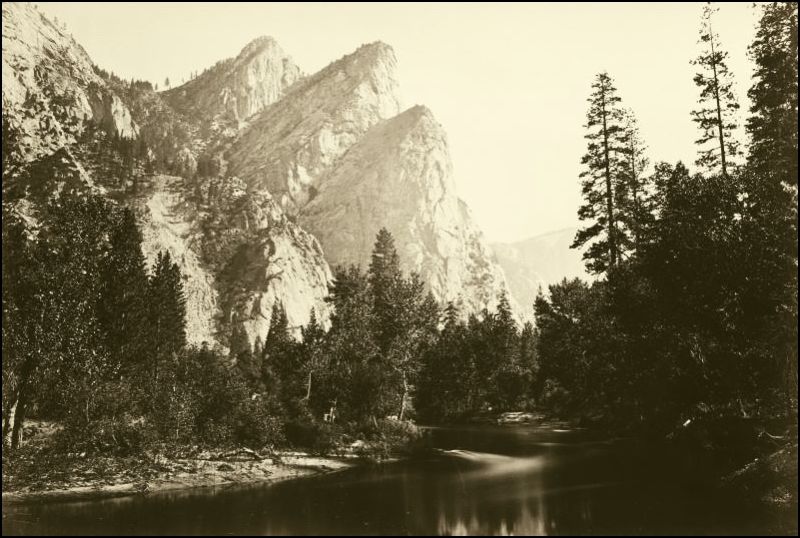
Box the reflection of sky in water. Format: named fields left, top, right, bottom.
left=3, top=425, right=790, bottom=536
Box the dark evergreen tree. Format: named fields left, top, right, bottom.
left=417, top=302, right=479, bottom=422
left=744, top=1, right=798, bottom=406
left=148, top=250, right=187, bottom=386
left=490, top=291, right=525, bottom=410
left=691, top=2, right=741, bottom=177
left=262, top=302, right=305, bottom=413
left=747, top=1, right=798, bottom=190
left=573, top=72, right=630, bottom=274
left=618, top=108, right=652, bottom=250
left=300, top=308, right=325, bottom=402
left=231, top=322, right=259, bottom=390
left=98, top=208, right=150, bottom=378
left=321, top=265, right=382, bottom=421
left=368, top=227, right=403, bottom=353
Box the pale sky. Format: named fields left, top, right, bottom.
left=38, top=2, right=760, bottom=242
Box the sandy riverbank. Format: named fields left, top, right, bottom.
left=2, top=450, right=358, bottom=505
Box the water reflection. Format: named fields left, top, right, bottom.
left=3, top=424, right=787, bottom=536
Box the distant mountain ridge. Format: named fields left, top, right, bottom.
left=492, top=227, right=591, bottom=315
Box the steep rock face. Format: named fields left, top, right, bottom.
left=231, top=216, right=333, bottom=342
left=133, top=175, right=333, bottom=345
left=2, top=2, right=137, bottom=163
left=135, top=175, right=218, bottom=346
left=492, top=227, right=591, bottom=314
left=301, top=105, right=515, bottom=316
left=163, top=36, right=302, bottom=127
left=196, top=176, right=333, bottom=343
left=227, top=42, right=401, bottom=210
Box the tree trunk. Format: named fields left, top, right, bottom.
left=303, top=371, right=312, bottom=401
left=629, top=140, right=640, bottom=249
left=709, top=31, right=728, bottom=178
left=3, top=396, right=18, bottom=447
left=398, top=372, right=409, bottom=421
left=11, top=385, right=29, bottom=450
left=600, top=87, right=618, bottom=267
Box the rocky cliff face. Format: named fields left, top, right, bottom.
left=135, top=175, right=219, bottom=346
left=227, top=42, right=401, bottom=210
left=301, top=105, right=514, bottom=315
left=2, top=2, right=137, bottom=164
left=163, top=36, right=302, bottom=128
left=4, top=5, right=522, bottom=346
left=227, top=42, right=514, bottom=316
left=133, top=175, right=332, bottom=345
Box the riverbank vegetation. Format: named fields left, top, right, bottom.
left=533, top=1, right=797, bottom=512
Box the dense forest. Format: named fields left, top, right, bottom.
left=535, top=2, right=797, bottom=440
left=1, top=2, right=797, bottom=473
left=1, top=192, right=535, bottom=455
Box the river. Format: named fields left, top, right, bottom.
left=2, top=423, right=788, bottom=535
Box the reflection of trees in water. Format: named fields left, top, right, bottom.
left=427, top=458, right=550, bottom=536
left=394, top=452, right=607, bottom=536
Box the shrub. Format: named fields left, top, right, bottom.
left=284, top=415, right=342, bottom=455
left=352, top=418, right=422, bottom=459
left=55, top=414, right=158, bottom=456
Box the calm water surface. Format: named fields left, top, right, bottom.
left=2, top=424, right=790, bottom=535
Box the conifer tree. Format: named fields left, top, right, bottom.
left=745, top=1, right=799, bottom=404
left=148, top=251, right=187, bottom=384
left=747, top=2, right=798, bottom=191
left=573, top=72, right=629, bottom=274
left=691, top=2, right=740, bottom=177
left=264, top=302, right=291, bottom=354
left=98, top=208, right=150, bottom=376
left=324, top=265, right=381, bottom=421
left=618, top=108, right=652, bottom=249
left=231, top=322, right=259, bottom=388
left=300, top=308, right=325, bottom=402
left=262, top=302, right=298, bottom=402
left=368, top=227, right=403, bottom=353
left=488, top=291, right=523, bottom=410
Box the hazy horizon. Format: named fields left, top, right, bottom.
left=39, top=2, right=761, bottom=243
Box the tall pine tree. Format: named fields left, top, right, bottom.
left=691, top=2, right=741, bottom=177
left=98, top=208, right=150, bottom=377
left=747, top=1, right=798, bottom=191
left=618, top=108, right=652, bottom=250
left=300, top=308, right=325, bottom=402
left=368, top=227, right=403, bottom=353
left=573, top=72, right=630, bottom=274
left=148, top=251, right=187, bottom=385
left=745, top=1, right=799, bottom=405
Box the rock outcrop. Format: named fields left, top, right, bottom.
left=227, top=42, right=514, bottom=316
left=135, top=175, right=219, bottom=346
left=301, top=105, right=514, bottom=315
left=227, top=42, right=401, bottom=210
left=133, top=175, right=332, bottom=345
left=2, top=2, right=137, bottom=164
left=162, top=35, right=302, bottom=128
